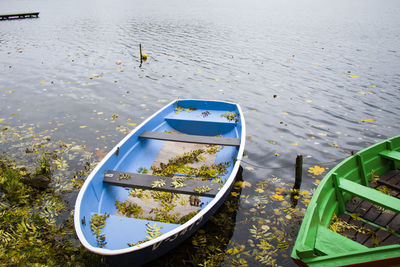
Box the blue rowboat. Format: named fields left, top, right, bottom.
left=74, top=99, right=246, bottom=266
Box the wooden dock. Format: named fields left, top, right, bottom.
left=0, top=12, right=39, bottom=21
left=338, top=169, right=400, bottom=247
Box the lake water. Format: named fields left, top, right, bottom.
left=1, top=0, right=399, bottom=265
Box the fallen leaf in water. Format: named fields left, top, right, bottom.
left=215, top=78, right=220, bottom=82
left=318, top=132, right=327, bottom=136
left=255, top=187, right=264, bottom=193
left=94, top=150, right=107, bottom=161
left=116, top=61, right=122, bottom=65
left=231, top=192, right=239, bottom=197
left=245, top=166, right=254, bottom=171
left=291, top=142, right=298, bottom=146
left=235, top=181, right=252, bottom=188
left=268, top=141, right=276, bottom=144
left=273, top=209, right=282, bottom=215
left=5, top=90, right=14, bottom=93
left=348, top=74, right=358, bottom=78
left=361, top=119, right=374, bottom=123
left=274, top=153, right=280, bottom=157
left=270, top=194, right=284, bottom=201
left=306, top=100, right=313, bottom=103
left=112, top=114, right=118, bottom=119
left=128, top=123, right=137, bottom=126
left=308, top=165, right=325, bottom=176
left=79, top=126, right=87, bottom=128
left=371, top=84, right=376, bottom=87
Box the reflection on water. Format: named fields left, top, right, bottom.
left=1, top=0, right=399, bottom=265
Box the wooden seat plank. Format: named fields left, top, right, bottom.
left=338, top=178, right=400, bottom=213
left=103, top=170, right=221, bottom=197
left=139, top=131, right=240, bottom=146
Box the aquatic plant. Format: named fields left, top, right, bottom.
left=152, top=179, right=166, bottom=188
left=174, top=104, right=197, bottom=113
left=221, top=112, right=239, bottom=122
left=171, top=177, right=186, bottom=188
left=115, top=200, right=143, bottom=217
left=0, top=153, right=102, bottom=265
left=90, top=213, right=110, bottom=248
left=201, top=111, right=211, bottom=118
left=194, top=185, right=212, bottom=194
left=137, top=167, right=148, bottom=174
left=119, top=173, right=131, bottom=180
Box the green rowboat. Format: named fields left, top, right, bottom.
left=291, top=135, right=400, bottom=266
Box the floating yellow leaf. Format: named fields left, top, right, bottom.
left=235, top=181, right=252, bottom=188
left=79, top=126, right=87, bottom=128
left=128, top=123, right=137, bottom=126
left=0, top=119, right=3, bottom=123
left=112, top=114, right=119, bottom=119
left=215, top=78, right=220, bottom=82
left=273, top=209, right=282, bottom=215
left=245, top=166, right=254, bottom=171
left=318, top=132, right=327, bottom=136
left=348, top=74, right=358, bottom=78
left=268, top=141, right=276, bottom=144
left=255, top=187, right=264, bottom=193
left=361, top=119, right=374, bottom=123
left=270, top=194, right=284, bottom=201
left=274, top=153, right=280, bottom=157
left=306, top=100, right=313, bottom=103
left=291, top=142, right=298, bottom=146
left=231, top=192, right=239, bottom=197
left=246, top=136, right=252, bottom=139
left=371, top=85, right=376, bottom=87
left=308, top=165, right=325, bottom=176
left=5, top=90, right=14, bottom=93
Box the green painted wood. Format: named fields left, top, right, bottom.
left=380, top=150, right=400, bottom=169
left=291, top=135, right=400, bottom=266
left=103, top=170, right=221, bottom=197
left=294, top=202, right=319, bottom=258
left=332, top=173, right=345, bottom=213
left=315, top=227, right=368, bottom=256
left=357, top=154, right=369, bottom=186
left=139, top=131, right=240, bottom=146
left=338, top=178, right=400, bottom=213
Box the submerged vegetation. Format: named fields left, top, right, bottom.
left=150, top=148, right=230, bottom=181
left=90, top=213, right=110, bottom=248
left=0, top=147, right=102, bottom=265
left=0, top=128, right=323, bottom=266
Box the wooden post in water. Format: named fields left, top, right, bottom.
left=293, top=154, right=303, bottom=190
left=291, top=154, right=303, bottom=208
left=139, top=43, right=143, bottom=67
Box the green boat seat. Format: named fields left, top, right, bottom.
left=380, top=150, right=400, bottom=169
left=333, top=175, right=400, bottom=214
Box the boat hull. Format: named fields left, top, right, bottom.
left=74, top=99, right=246, bottom=266
left=291, top=135, right=400, bottom=266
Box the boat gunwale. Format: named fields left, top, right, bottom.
left=291, top=135, right=400, bottom=265
left=74, top=99, right=246, bottom=256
